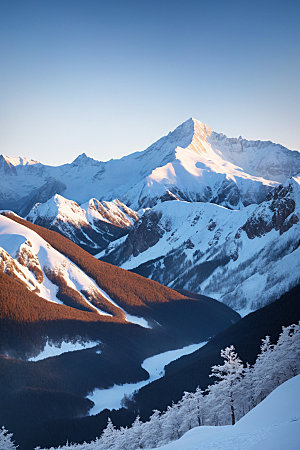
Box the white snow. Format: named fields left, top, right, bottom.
left=2, top=118, right=300, bottom=213
left=1, top=155, right=40, bottom=166
left=105, top=175, right=300, bottom=314
left=153, top=374, right=300, bottom=450
left=27, top=195, right=138, bottom=239
left=0, top=214, right=114, bottom=308
left=87, top=341, right=207, bottom=415
left=28, top=340, right=100, bottom=361
left=0, top=214, right=154, bottom=325
left=27, top=194, right=89, bottom=227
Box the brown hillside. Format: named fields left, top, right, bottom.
left=2, top=212, right=190, bottom=312
left=0, top=271, right=118, bottom=324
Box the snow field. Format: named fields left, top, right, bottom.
left=87, top=341, right=207, bottom=414
left=154, top=374, right=300, bottom=450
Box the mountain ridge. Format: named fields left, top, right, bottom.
left=1, top=118, right=300, bottom=213
left=100, top=175, right=300, bottom=314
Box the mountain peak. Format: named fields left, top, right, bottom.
left=71, top=152, right=98, bottom=165
left=171, top=118, right=212, bottom=142
left=0, top=154, right=39, bottom=167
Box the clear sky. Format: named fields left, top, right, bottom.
left=1, top=0, right=300, bottom=165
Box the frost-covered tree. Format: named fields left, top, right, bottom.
left=160, top=403, right=182, bottom=443
left=178, top=391, right=196, bottom=434
left=0, top=426, right=17, bottom=450
left=140, top=410, right=162, bottom=449
left=192, top=387, right=205, bottom=426
left=98, top=418, right=117, bottom=449
left=209, top=345, right=245, bottom=425
left=251, top=336, right=274, bottom=404
left=274, top=323, right=300, bottom=381
left=125, top=416, right=145, bottom=449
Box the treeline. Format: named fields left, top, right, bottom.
left=30, top=321, right=299, bottom=450
left=0, top=271, right=102, bottom=324
left=2, top=213, right=238, bottom=343
left=2, top=213, right=235, bottom=314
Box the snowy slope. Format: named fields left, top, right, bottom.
left=1, top=118, right=300, bottom=214
left=101, top=176, right=300, bottom=314
left=154, top=374, right=300, bottom=450
left=0, top=213, right=148, bottom=325
left=27, top=194, right=138, bottom=253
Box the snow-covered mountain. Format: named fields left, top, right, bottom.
left=0, top=212, right=135, bottom=321
left=101, top=176, right=300, bottom=315
left=1, top=118, right=300, bottom=215
left=0, top=211, right=238, bottom=344
left=27, top=194, right=139, bottom=254
left=0, top=211, right=240, bottom=449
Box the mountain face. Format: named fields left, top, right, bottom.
left=1, top=212, right=238, bottom=333
left=1, top=118, right=299, bottom=450
left=101, top=176, right=300, bottom=315
left=0, top=212, right=239, bottom=449
left=1, top=119, right=300, bottom=214
left=27, top=194, right=139, bottom=254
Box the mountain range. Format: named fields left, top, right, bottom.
left=1, top=117, right=299, bottom=449
left=4, top=118, right=298, bottom=315
left=1, top=118, right=300, bottom=216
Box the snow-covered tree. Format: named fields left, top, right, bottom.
left=140, top=410, right=162, bottom=449
left=98, top=418, right=117, bottom=449
left=178, top=391, right=196, bottom=434
left=0, top=426, right=17, bottom=450
left=274, top=323, right=300, bottom=381
left=192, top=387, right=205, bottom=426
left=251, top=336, right=274, bottom=404
left=160, top=403, right=182, bottom=443
left=209, top=345, right=245, bottom=425
left=125, top=416, right=145, bottom=449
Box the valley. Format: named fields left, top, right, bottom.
left=0, top=118, right=299, bottom=449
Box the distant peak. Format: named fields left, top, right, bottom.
left=71, top=152, right=98, bottom=165
left=72, top=152, right=88, bottom=163
left=173, top=117, right=211, bottom=137
left=0, top=154, right=39, bottom=166
left=53, top=193, right=66, bottom=203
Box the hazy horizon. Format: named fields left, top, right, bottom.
left=1, top=0, right=299, bottom=165
left=2, top=115, right=300, bottom=167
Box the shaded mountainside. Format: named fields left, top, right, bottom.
left=1, top=118, right=300, bottom=214
left=101, top=176, right=300, bottom=314
left=0, top=213, right=239, bottom=450
left=126, top=284, right=300, bottom=420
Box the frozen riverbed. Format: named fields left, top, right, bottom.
left=87, top=341, right=207, bottom=415
left=28, top=340, right=100, bottom=361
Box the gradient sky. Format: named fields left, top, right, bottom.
left=1, top=0, right=300, bottom=165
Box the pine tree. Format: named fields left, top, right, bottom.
left=99, top=418, right=117, bottom=449
left=126, top=416, right=145, bottom=449
left=209, top=345, right=245, bottom=425
left=193, top=387, right=205, bottom=426
left=0, top=426, right=17, bottom=450
left=178, top=391, right=196, bottom=434
left=160, top=402, right=182, bottom=443
left=140, top=410, right=162, bottom=448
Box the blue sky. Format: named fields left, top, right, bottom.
left=1, top=0, right=299, bottom=165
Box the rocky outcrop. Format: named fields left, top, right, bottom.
left=242, top=183, right=298, bottom=239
